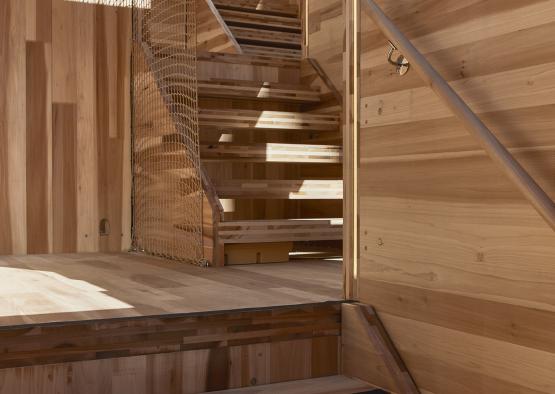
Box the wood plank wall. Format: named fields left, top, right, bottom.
left=0, top=0, right=132, bottom=255
left=342, top=0, right=555, bottom=392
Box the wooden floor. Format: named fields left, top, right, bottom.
left=0, top=252, right=343, bottom=327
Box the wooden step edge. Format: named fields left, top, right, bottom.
left=209, top=375, right=379, bottom=393
left=217, top=218, right=344, bottom=244
left=196, top=50, right=300, bottom=68
left=213, top=3, right=299, bottom=18
left=196, top=82, right=321, bottom=103
left=215, top=180, right=344, bottom=200
left=201, top=143, right=342, bottom=163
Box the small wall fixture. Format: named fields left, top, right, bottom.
left=387, top=42, right=410, bottom=76
left=99, top=218, right=111, bottom=237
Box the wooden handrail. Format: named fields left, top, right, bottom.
left=362, top=0, right=555, bottom=231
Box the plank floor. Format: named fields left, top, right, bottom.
left=0, top=253, right=342, bottom=327
left=211, top=376, right=378, bottom=394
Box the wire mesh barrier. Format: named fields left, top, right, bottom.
left=131, top=0, right=204, bottom=264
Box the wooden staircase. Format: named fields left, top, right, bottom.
left=199, top=1, right=343, bottom=265
left=142, top=0, right=343, bottom=265
left=213, top=0, right=302, bottom=58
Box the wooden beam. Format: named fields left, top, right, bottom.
left=352, top=303, right=420, bottom=394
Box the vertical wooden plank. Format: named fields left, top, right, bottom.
left=181, top=349, right=209, bottom=394
left=52, top=0, right=77, bottom=104
left=52, top=104, right=78, bottom=253
left=26, top=0, right=52, bottom=42
left=343, top=0, right=359, bottom=299
left=146, top=352, right=183, bottom=394
left=25, top=0, right=36, bottom=41
left=311, top=336, right=339, bottom=378
left=26, top=41, right=52, bottom=254
left=75, top=3, right=99, bottom=252
left=270, top=339, right=312, bottom=383
left=229, top=343, right=271, bottom=388
left=206, top=348, right=230, bottom=391
left=112, top=357, right=148, bottom=394
left=118, top=6, right=132, bottom=252
left=0, top=0, right=27, bottom=255
left=96, top=4, right=125, bottom=252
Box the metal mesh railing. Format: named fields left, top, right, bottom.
left=131, top=0, right=203, bottom=264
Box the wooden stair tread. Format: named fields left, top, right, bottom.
left=201, top=143, right=342, bottom=163
left=231, top=26, right=302, bottom=48
left=210, top=375, right=377, bottom=393
left=218, top=218, right=344, bottom=244
left=215, top=179, right=343, bottom=200
left=212, top=0, right=299, bottom=16
left=218, top=8, right=301, bottom=31
left=241, top=44, right=302, bottom=59
left=196, top=50, right=300, bottom=68
left=196, top=79, right=320, bottom=103
left=199, top=109, right=339, bottom=131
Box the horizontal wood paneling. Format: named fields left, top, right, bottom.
left=345, top=0, right=555, bottom=392
left=0, top=0, right=132, bottom=255
left=0, top=304, right=341, bottom=393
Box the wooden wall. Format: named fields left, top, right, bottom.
left=0, top=303, right=341, bottom=393
left=344, top=0, right=555, bottom=393
left=0, top=0, right=132, bottom=255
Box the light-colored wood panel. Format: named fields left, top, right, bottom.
left=381, top=313, right=555, bottom=394
left=362, top=20, right=555, bottom=98
left=75, top=3, right=99, bottom=252
left=361, top=61, right=555, bottom=127
left=361, top=0, right=555, bottom=69
left=359, top=279, right=555, bottom=355
left=360, top=105, right=555, bottom=159
left=0, top=0, right=27, bottom=255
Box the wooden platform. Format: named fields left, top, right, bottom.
left=0, top=252, right=342, bottom=327
left=0, top=253, right=344, bottom=391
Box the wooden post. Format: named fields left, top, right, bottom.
left=344, top=0, right=360, bottom=299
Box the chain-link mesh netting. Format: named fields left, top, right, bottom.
left=131, top=0, right=203, bottom=264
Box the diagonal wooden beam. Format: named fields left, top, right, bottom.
left=353, top=303, right=420, bottom=394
